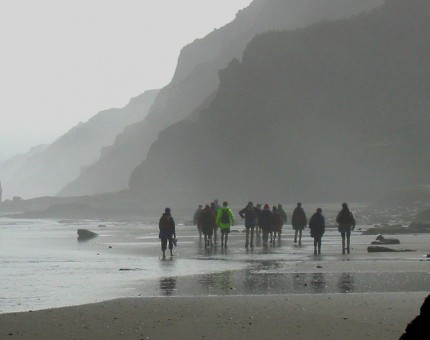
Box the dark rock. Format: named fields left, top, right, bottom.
left=77, top=229, right=98, bottom=241
left=371, top=235, right=400, bottom=245
left=400, top=295, right=430, bottom=339
left=367, top=246, right=413, bottom=253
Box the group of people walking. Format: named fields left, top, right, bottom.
left=193, top=200, right=234, bottom=248
left=159, top=201, right=356, bottom=259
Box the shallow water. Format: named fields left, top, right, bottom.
left=1, top=217, right=429, bottom=313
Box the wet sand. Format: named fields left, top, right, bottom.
left=0, top=292, right=426, bottom=339
left=1, top=221, right=430, bottom=339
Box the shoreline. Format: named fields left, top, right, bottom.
left=0, top=292, right=426, bottom=339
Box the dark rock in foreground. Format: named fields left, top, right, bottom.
left=77, top=229, right=98, bottom=241
left=400, top=294, right=430, bottom=339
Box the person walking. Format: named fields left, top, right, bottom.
left=259, top=204, right=274, bottom=247
left=255, top=203, right=263, bottom=237
left=336, top=203, right=356, bottom=254
left=211, top=202, right=219, bottom=245
left=239, top=201, right=258, bottom=248
left=309, top=208, right=325, bottom=255
left=216, top=201, right=234, bottom=248
left=272, top=206, right=283, bottom=243
left=199, top=204, right=216, bottom=247
left=159, top=207, right=176, bottom=259
left=292, top=202, right=307, bottom=246
left=193, top=204, right=203, bottom=239
left=277, top=204, right=287, bottom=225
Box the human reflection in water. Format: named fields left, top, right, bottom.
left=311, top=273, right=327, bottom=293
left=338, top=273, right=355, bottom=293
left=159, top=277, right=177, bottom=296
left=216, top=271, right=234, bottom=293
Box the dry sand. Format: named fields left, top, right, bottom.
left=0, top=292, right=427, bottom=339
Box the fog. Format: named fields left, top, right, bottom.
left=0, top=0, right=252, bottom=161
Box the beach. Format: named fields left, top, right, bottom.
left=0, top=293, right=426, bottom=339
left=1, top=212, right=429, bottom=339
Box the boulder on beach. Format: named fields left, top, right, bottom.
left=400, top=295, right=430, bottom=339
left=371, top=234, right=400, bottom=245
left=367, top=246, right=412, bottom=253
left=77, top=229, right=98, bottom=241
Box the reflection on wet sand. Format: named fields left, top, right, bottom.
left=338, top=273, right=355, bottom=293
left=159, top=277, right=177, bottom=296
left=311, top=273, right=327, bottom=293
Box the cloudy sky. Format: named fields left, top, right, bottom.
left=0, top=0, right=252, bottom=161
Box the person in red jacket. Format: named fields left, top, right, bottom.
left=272, top=206, right=284, bottom=244
left=199, top=204, right=216, bottom=247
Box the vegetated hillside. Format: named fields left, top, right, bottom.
left=3, top=90, right=158, bottom=199
left=63, top=0, right=383, bottom=197
left=129, top=0, right=430, bottom=209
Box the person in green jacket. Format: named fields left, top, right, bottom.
left=216, top=201, right=234, bottom=248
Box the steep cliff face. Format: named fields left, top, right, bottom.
left=1, top=90, right=158, bottom=199
left=129, top=0, right=430, bottom=208
left=63, top=0, right=383, bottom=197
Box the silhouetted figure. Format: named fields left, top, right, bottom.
left=272, top=206, right=283, bottom=243
left=336, top=203, right=356, bottom=254
left=193, top=204, right=203, bottom=239
left=239, top=201, right=258, bottom=248
left=210, top=202, right=219, bottom=245
left=199, top=204, right=216, bottom=247
left=292, top=202, right=307, bottom=246
left=259, top=204, right=274, bottom=247
left=277, top=204, right=287, bottom=224
left=159, top=207, right=176, bottom=259
left=309, top=208, right=325, bottom=255
left=255, top=203, right=262, bottom=236
left=213, top=199, right=220, bottom=212
left=216, top=201, right=234, bottom=248
left=400, top=294, right=430, bottom=339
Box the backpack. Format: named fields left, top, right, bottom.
left=159, top=214, right=173, bottom=232
left=220, top=209, right=230, bottom=224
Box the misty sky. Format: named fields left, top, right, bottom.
left=0, top=0, right=252, bottom=161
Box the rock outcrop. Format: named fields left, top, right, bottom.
left=77, top=229, right=98, bottom=241
left=2, top=90, right=158, bottom=199
left=129, top=0, right=430, bottom=208
left=61, top=0, right=384, bottom=198
left=400, top=295, right=430, bottom=339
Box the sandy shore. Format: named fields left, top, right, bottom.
left=0, top=292, right=426, bottom=339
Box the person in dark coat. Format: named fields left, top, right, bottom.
left=239, top=201, right=258, bottom=248
left=211, top=201, right=220, bottom=245
left=193, top=204, right=203, bottom=239
left=255, top=203, right=262, bottom=236
left=292, top=202, right=307, bottom=246
left=277, top=204, right=287, bottom=224
left=159, top=207, right=176, bottom=259
left=198, top=204, right=216, bottom=247
left=272, top=206, right=284, bottom=243
left=336, top=202, right=356, bottom=254
left=309, top=208, right=325, bottom=255
left=259, top=204, right=274, bottom=247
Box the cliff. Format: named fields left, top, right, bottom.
left=2, top=90, right=158, bottom=199
left=129, top=0, right=430, bottom=209
left=61, top=0, right=383, bottom=197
